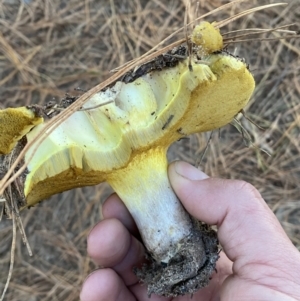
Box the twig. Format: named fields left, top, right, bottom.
left=0, top=186, right=16, bottom=301
left=196, top=131, right=214, bottom=168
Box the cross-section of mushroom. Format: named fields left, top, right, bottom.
left=0, top=22, right=255, bottom=297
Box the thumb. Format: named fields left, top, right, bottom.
left=168, top=161, right=297, bottom=266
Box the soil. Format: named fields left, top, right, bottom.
left=135, top=221, right=219, bottom=297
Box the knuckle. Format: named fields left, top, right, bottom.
left=232, top=180, right=265, bottom=213
left=234, top=180, right=260, bottom=199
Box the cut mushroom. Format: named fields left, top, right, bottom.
left=0, top=22, right=255, bottom=297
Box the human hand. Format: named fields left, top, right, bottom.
left=80, top=161, right=300, bottom=301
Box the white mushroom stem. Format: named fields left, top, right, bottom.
left=107, top=147, right=192, bottom=264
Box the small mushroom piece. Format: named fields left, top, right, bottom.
left=0, top=107, right=43, bottom=155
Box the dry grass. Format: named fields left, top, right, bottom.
left=0, top=0, right=299, bottom=300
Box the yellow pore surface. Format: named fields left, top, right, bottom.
left=0, top=107, right=43, bottom=154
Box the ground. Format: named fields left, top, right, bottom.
left=0, top=0, right=299, bottom=300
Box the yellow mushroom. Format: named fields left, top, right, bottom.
left=0, top=22, right=255, bottom=297
left=0, top=107, right=43, bottom=155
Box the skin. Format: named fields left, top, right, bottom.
left=80, top=161, right=300, bottom=301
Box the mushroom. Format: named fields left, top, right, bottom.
left=0, top=107, right=43, bottom=155
left=0, top=22, right=255, bottom=297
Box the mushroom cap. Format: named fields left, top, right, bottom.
left=23, top=51, right=255, bottom=206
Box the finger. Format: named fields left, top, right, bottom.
left=185, top=252, right=232, bottom=301
left=87, top=218, right=145, bottom=285
left=80, top=268, right=136, bottom=301
left=113, top=234, right=145, bottom=285
left=129, top=283, right=171, bottom=301
left=88, top=218, right=130, bottom=267
left=168, top=161, right=299, bottom=271
left=102, top=193, right=140, bottom=237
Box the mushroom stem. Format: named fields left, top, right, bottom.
left=107, top=147, right=192, bottom=263
left=107, top=147, right=218, bottom=297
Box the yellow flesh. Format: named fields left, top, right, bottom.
left=1, top=22, right=255, bottom=206
left=24, top=53, right=255, bottom=205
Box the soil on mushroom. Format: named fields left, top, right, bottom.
left=135, top=221, right=219, bottom=297
left=0, top=0, right=299, bottom=300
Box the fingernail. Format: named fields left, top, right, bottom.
left=174, top=161, right=209, bottom=180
